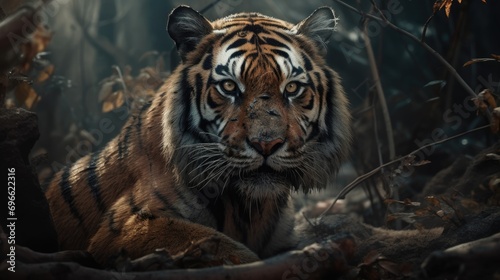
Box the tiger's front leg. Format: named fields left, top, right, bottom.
left=88, top=212, right=260, bottom=266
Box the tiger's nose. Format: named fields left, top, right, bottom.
left=249, top=138, right=284, bottom=156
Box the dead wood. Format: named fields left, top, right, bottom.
left=422, top=232, right=500, bottom=279
left=0, top=227, right=353, bottom=280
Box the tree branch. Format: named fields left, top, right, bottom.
left=331, top=0, right=478, bottom=100
left=362, top=7, right=396, bottom=161
left=317, top=124, right=491, bottom=221
left=0, top=225, right=352, bottom=280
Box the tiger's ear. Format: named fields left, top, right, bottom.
left=167, top=6, right=213, bottom=61
left=293, top=7, right=338, bottom=55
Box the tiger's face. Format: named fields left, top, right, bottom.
left=165, top=6, right=351, bottom=197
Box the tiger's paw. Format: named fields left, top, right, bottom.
left=99, top=235, right=259, bottom=271
left=88, top=216, right=259, bottom=269
left=171, top=235, right=259, bottom=267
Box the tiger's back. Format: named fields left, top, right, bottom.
left=45, top=5, right=350, bottom=265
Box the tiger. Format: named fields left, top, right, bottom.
left=44, top=5, right=351, bottom=266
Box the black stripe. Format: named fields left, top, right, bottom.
left=220, top=30, right=240, bottom=45
left=118, top=124, right=133, bottom=160
left=195, top=73, right=204, bottom=98
left=239, top=58, right=247, bottom=78
left=153, top=190, right=181, bottom=216
left=206, top=195, right=225, bottom=232
left=59, top=167, right=85, bottom=226
left=323, top=68, right=335, bottom=136
left=272, top=30, right=293, bottom=43
left=306, top=121, right=320, bottom=141
left=258, top=22, right=289, bottom=30
left=271, top=49, right=289, bottom=59
left=242, top=24, right=266, bottom=34
left=106, top=209, right=120, bottom=234
left=314, top=72, right=324, bottom=127
left=229, top=49, right=246, bottom=59
left=227, top=38, right=247, bottom=50
left=291, top=66, right=304, bottom=76
left=180, top=68, right=193, bottom=132
left=259, top=195, right=289, bottom=250
left=306, top=73, right=316, bottom=92
left=220, top=22, right=246, bottom=29
left=192, top=45, right=214, bottom=66
left=215, top=64, right=230, bottom=76
left=194, top=73, right=210, bottom=134
left=202, top=54, right=213, bottom=70
left=300, top=122, right=309, bottom=135
left=129, top=193, right=140, bottom=213
left=87, top=152, right=106, bottom=212
left=264, top=37, right=290, bottom=49
left=264, top=54, right=282, bottom=80
left=242, top=54, right=258, bottom=79
left=302, top=52, right=313, bottom=71
left=136, top=101, right=152, bottom=150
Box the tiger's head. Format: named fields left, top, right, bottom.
left=162, top=6, right=351, bottom=199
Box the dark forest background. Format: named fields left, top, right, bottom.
left=1, top=0, right=499, bottom=228
left=1, top=0, right=500, bottom=278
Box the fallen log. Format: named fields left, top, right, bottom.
left=0, top=223, right=354, bottom=280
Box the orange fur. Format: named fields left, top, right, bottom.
left=45, top=6, right=350, bottom=266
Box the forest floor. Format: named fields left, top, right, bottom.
left=0, top=107, right=499, bottom=279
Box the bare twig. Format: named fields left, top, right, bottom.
left=421, top=11, right=437, bottom=43
left=331, top=0, right=478, bottom=101
left=317, top=124, right=491, bottom=221
left=362, top=5, right=396, bottom=161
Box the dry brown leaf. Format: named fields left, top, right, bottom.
left=434, top=0, right=485, bottom=17
left=473, top=89, right=496, bottom=115
left=378, top=259, right=401, bottom=276
left=463, top=57, right=499, bottom=67
left=460, top=198, right=480, bottom=210
left=98, top=80, right=116, bottom=102
left=21, top=25, right=52, bottom=72
left=36, top=64, right=54, bottom=82
left=15, top=82, right=39, bottom=109
left=361, top=251, right=381, bottom=266
left=415, top=208, right=431, bottom=217
left=445, top=1, right=452, bottom=17
left=426, top=196, right=441, bottom=207
left=102, top=90, right=125, bottom=113
left=483, top=89, right=496, bottom=108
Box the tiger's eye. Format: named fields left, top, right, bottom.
left=285, top=82, right=298, bottom=94
left=222, top=80, right=236, bottom=92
